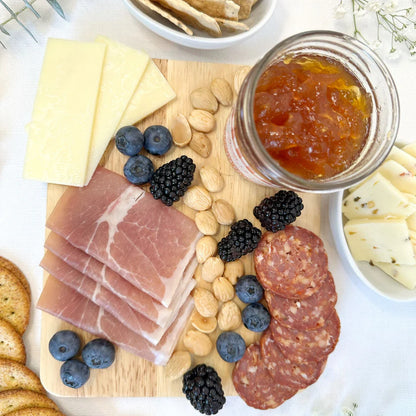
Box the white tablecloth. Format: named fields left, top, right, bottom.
left=1, top=1, right=416, bottom=415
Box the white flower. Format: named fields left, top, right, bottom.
left=406, top=7, right=416, bottom=17
left=388, top=47, right=402, bottom=60
left=384, top=0, right=399, bottom=13
left=335, top=3, right=347, bottom=18
left=370, top=39, right=382, bottom=50
left=365, top=0, right=383, bottom=12
left=341, top=407, right=355, bottom=416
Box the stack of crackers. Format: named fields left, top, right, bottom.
left=0, top=257, right=65, bottom=416
left=135, top=0, right=260, bottom=36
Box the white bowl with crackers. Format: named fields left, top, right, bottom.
left=122, top=0, right=276, bottom=49
left=329, top=143, right=416, bottom=302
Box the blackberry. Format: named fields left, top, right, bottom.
left=253, top=190, right=304, bottom=232
left=218, top=219, right=262, bottom=262
left=182, top=364, right=226, bottom=415
left=150, top=155, right=195, bottom=206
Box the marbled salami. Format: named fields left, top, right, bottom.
left=232, top=343, right=297, bottom=410
left=270, top=310, right=341, bottom=364
left=260, top=328, right=327, bottom=389
left=265, top=272, right=337, bottom=331
left=254, top=226, right=328, bottom=299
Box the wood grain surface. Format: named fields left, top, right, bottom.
left=39, top=59, right=320, bottom=397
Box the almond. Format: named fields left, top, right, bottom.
left=199, top=166, right=224, bottom=193
left=193, top=287, right=218, bottom=317
left=217, top=300, right=242, bottom=331
left=165, top=351, right=192, bottom=380
left=212, top=277, right=235, bottom=302
left=201, top=256, right=224, bottom=282
left=188, top=109, right=216, bottom=133
left=195, top=210, right=219, bottom=235
left=183, top=186, right=212, bottom=211
left=171, top=113, right=192, bottom=147
left=193, top=263, right=212, bottom=291
left=233, top=66, right=251, bottom=94
left=224, top=259, right=244, bottom=285
left=212, top=199, right=235, bottom=225
left=183, top=330, right=213, bottom=356
left=210, top=78, right=233, bottom=106
left=196, top=236, right=217, bottom=263
left=189, top=131, right=212, bottom=158
left=190, top=87, right=218, bottom=114
left=190, top=309, right=217, bottom=333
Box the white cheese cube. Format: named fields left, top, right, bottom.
left=377, top=160, right=416, bottom=194
left=386, top=146, right=416, bottom=175
left=344, top=218, right=416, bottom=265
left=402, top=142, right=416, bottom=158
left=374, top=262, right=416, bottom=290
left=342, top=172, right=416, bottom=220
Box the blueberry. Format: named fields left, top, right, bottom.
left=60, top=359, right=90, bottom=388
left=82, top=338, right=115, bottom=369
left=115, top=126, right=144, bottom=156
left=49, top=330, right=81, bottom=361
left=242, top=302, right=270, bottom=332
left=143, top=125, right=172, bottom=155
left=216, top=332, right=246, bottom=363
left=235, top=275, right=264, bottom=304
left=123, top=155, right=154, bottom=185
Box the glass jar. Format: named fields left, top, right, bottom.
left=224, top=30, right=400, bottom=192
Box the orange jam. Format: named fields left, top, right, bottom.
left=253, top=55, right=371, bottom=179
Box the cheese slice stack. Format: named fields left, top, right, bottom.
left=24, top=39, right=106, bottom=186
left=24, top=36, right=176, bottom=187
left=343, top=145, right=416, bottom=289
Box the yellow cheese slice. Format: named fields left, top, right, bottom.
left=374, top=262, right=416, bottom=290
left=84, top=36, right=150, bottom=184
left=118, top=60, right=176, bottom=128
left=386, top=146, right=416, bottom=175
left=24, top=38, right=106, bottom=186
left=344, top=218, right=416, bottom=265
left=402, top=142, right=416, bottom=158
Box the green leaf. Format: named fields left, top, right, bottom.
left=45, top=0, right=65, bottom=20
left=23, top=0, right=40, bottom=18
left=0, top=0, right=37, bottom=42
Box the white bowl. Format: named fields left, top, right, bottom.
left=329, top=191, right=416, bottom=302
left=122, top=0, right=276, bottom=50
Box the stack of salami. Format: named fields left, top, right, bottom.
left=37, top=167, right=201, bottom=365
left=232, top=225, right=340, bottom=410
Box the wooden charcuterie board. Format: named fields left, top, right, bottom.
left=39, top=59, right=320, bottom=397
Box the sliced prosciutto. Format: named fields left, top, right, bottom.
left=44, top=232, right=196, bottom=327
left=37, top=275, right=193, bottom=365
left=46, top=167, right=200, bottom=306
left=40, top=251, right=184, bottom=345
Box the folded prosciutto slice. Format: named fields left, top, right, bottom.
left=37, top=275, right=193, bottom=365
left=44, top=232, right=196, bottom=327
left=40, top=251, right=186, bottom=345
left=46, top=167, right=200, bottom=306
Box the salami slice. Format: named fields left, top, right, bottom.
left=232, top=343, right=298, bottom=410
left=265, top=271, right=337, bottom=331
left=260, top=328, right=327, bottom=389
left=254, top=226, right=328, bottom=299
left=270, top=310, right=341, bottom=364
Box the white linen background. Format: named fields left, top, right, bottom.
left=1, top=1, right=416, bottom=415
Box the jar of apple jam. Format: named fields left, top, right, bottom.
left=224, top=31, right=399, bottom=192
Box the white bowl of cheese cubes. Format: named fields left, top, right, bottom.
left=329, top=143, right=416, bottom=302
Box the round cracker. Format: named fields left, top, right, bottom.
left=0, top=269, right=30, bottom=335
left=0, top=318, right=26, bottom=364
left=0, top=390, right=59, bottom=416
left=0, top=259, right=30, bottom=299
left=0, top=359, right=45, bottom=394
left=3, top=408, right=65, bottom=416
